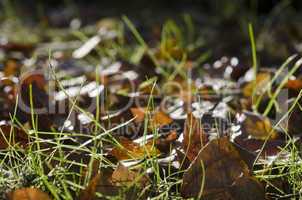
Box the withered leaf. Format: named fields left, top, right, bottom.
left=7, top=188, right=52, bottom=200
left=181, top=137, right=264, bottom=199
left=242, top=72, right=271, bottom=97
left=151, top=110, right=173, bottom=128
left=80, top=165, right=147, bottom=199
left=130, top=107, right=146, bottom=123
left=229, top=176, right=265, bottom=200
left=4, top=59, right=20, bottom=77
left=111, top=163, right=149, bottom=187
left=237, top=111, right=278, bottom=140
left=285, top=79, right=302, bottom=90
left=110, top=137, right=160, bottom=160
left=183, top=113, right=207, bottom=161
left=130, top=107, right=172, bottom=128
left=79, top=173, right=101, bottom=200
left=0, top=122, right=28, bottom=149
left=154, top=130, right=178, bottom=153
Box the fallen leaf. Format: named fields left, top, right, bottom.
left=7, top=188, right=51, bottom=200
left=229, top=176, right=265, bottom=200
left=287, top=102, right=302, bottom=135
left=151, top=111, right=173, bottom=128
left=181, top=137, right=264, bottom=199
left=285, top=79, right=302, bottom=90
left=130, top=107, right=173, bottom=128
left=79, top=173, right=101, bottom=200
left=154, top=130, right=178, bottom=153
left=4, top=59, right=20, bottom=77
left=0, top=122, right=28, bottom=149
left=237, top=111, right=278, bottom=140
left=130, top=107, right=146, bottom=123
left=79, top=167, right=119, bottom=199
left=111, top=163, right=149, bottom=187
left=80, top=165, right=147, bottom=199
left=242, top=72, right=271, bottom=97
left=110, top=137, right=160, bottom=160
left=182, top=113, right=207, bottom=161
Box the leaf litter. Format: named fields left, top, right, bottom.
left=0, top=7, right=302, bottom=200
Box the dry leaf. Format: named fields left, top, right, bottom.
left=237, top=111, right=278, bottom=140
left=79, top=173, right=101, bottom=200
left=0, top=122, right=28, bottom=149
left=110, top=137, right=160, bottom=160
left=7, top=188, right=52, bottom=200
left=111, top=163, right=149, bottom=187
left=151, top=111, right=173, bottom=128
left=242, top=72, right=271, bottom=97
left=130, top=107, right=172, bottom=128
left=181, top=137, right=264, bottom=199
left=130, top=107, right=146, bottom=123
left=183, top=113, right=207, bottom=161
left=285, top=79, right=302, bottom=90
left=154, top=130, right=178, bottom=153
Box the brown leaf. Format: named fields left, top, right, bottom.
left=110, top=137, right=160, bottom=160
left=287, top=102, right=302, bottom=135
left=80, top=165, right=147, bottom=199
left=0, top=122, right=28, bottom=149
left=79, top=173, right=101, bottom=200
left=285, top=79, right=302, bottom=90
left=234, top=137, right=285, bottom=157
left=176, top=149, right=191, bottom=170
left=130, top=107, right=146, bottom=123
left=151, top=111, right=173, bottom=128
left=183, top=113, right=207, bottom=161
left=154, top=130, right=178, bottom=153
left=181, top=137, right=264, bottom=199
left=130, top=107, right=173, bottom=129
left=22, top=73, right=47, bottom=90
left=4, top=59, right=20, bottom=77
left=111, top=163, right=149, bottom=187
left=79, top=167, right=119, bottom=199
left=237, top=111, right=278, bottom=140
left=7, top=188, right=52, bottom=200
left=242, top=72, right=271, bottom=97
left=229, top=176, right=265, bottom=200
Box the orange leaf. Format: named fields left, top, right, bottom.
left=110, top=137, right=160, bottom=160
left=130, top=107, right=146, bottom=123
left=285, top=79, right=302, bottom=90
left=130, top=107, right=173, bottom=128
left=7, top=188, right=52, bottom=200
left=79, top=173, right=101, bottom=200
left=151, top=111, right=173, bottom=128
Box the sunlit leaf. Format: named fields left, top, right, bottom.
left=7, top=188, right=51, bottom=200
left=237, top=111, right=278, bottom=140
left=242, top=72, right=271, bottom=97
left=110, top=137, right=160, bottom=160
